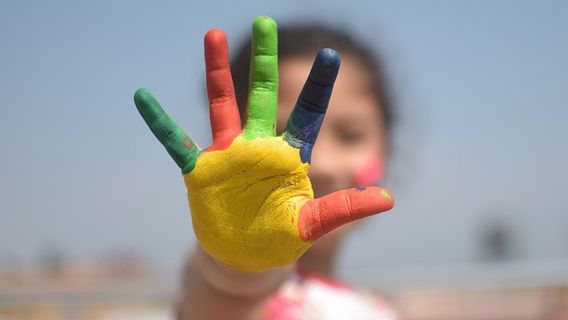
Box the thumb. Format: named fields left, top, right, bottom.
left=298, top=186, right=394, bottom=242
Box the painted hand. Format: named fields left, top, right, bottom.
left=134, top=17, right=394, bottom=272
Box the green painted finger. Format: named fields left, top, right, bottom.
left=134, top=88, right=201, bottom=174
left=244, top=16, right=279, bottom=139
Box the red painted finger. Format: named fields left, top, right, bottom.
left=204, top=29, right=241, bottom=151
left=298, top=186, right=394, bottom=242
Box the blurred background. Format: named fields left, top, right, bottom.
left=1, top=0, right=567, bottom=319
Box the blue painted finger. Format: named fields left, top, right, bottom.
left=283, top=48, right=340, bottom=163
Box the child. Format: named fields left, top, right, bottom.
left=134, top=16, right=396, bottom=319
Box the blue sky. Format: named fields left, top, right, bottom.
left=1, top=1, right=567, bottom=280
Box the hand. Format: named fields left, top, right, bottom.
left=134, top=16, right=394, bottom=272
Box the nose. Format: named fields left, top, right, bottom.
left=308, top=133, right=341, bottom=195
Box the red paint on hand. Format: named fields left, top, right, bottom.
left=298, top=186, right=394, bottom=242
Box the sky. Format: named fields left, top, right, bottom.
left=1, top=0, right=567, bottom=282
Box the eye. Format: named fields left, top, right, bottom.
left=336, top=126, right=366, bottom=146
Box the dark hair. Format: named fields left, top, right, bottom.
left=230, top=24, right=395, bottom=151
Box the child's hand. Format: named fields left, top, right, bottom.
left=134, top=16, right=394, bottom=272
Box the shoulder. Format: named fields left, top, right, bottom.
left=263, top=269, right=398, bottom=320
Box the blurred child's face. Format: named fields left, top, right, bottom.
left=277, top=55, right=387, bottom=198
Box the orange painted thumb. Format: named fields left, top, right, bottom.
left=298, top=186, right=394, bottom=242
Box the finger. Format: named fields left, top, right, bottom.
left=283, top=48, right=340, bottom=163
left=243, top=16, right=278, bottom=139
left=134, top=88, right=201, bottom=173
left=205, top=29, right=241, bottom=150
left=298, top=186, right=394, bottom=242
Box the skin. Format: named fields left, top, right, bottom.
left=133, top=16, right=392, bottom=319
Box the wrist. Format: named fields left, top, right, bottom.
left=194, top=245, right=293, bottom=298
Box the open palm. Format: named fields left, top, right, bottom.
left=134, top=17, right=393, bottom=272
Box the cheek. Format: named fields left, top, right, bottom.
left=344, top=152, right=382, bottom=186
left=311, top=142, right=380, bottom=187
left=353, top=156, right=383, bottom=186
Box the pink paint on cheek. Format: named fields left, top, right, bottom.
left=354, top=156, right=383, bottom=186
